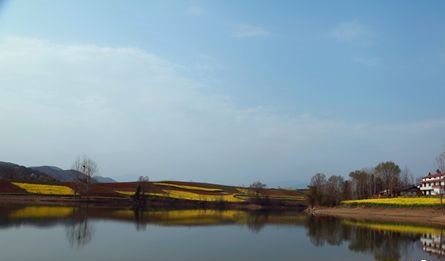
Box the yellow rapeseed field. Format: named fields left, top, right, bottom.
left=342, top=197, right=441, bottom=207
left=236, top=188, right=249, bottom=194
left=115, top=189, right=244, bottom=202
left=115, top=190, right=166, bottom=197
left=114, top=184, right=304, bottom=203
left=153, top=182, right=223, bottom=192
left=12, top=182, right=75, bottom=196
left=162, top=190, right=244, bottom=202
left=115, top=190, right=136, bottom=196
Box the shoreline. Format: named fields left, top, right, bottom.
left=313, top=206, right=445, bottom=225
left=0, top=194, right=305, bottom=211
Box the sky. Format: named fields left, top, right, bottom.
left=0, top=0, right=444, bottom=186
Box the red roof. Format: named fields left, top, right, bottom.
left=423, top=172, right=445, bottom=179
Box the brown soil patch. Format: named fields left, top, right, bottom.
left=0, top=181, right=27, bottom=194
left=315, top=206, right=445, bottom=225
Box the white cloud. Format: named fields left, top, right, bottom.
left=0, top=36, right=443, bottom=185
left=232, top=25, right=270, bottom=38
left=329, top=21, right=373, bottom=43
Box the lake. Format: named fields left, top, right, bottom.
left=0, top=205, right=443, bottom=261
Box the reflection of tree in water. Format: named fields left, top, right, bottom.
left=246, top=212, right=269, bottom=233
left=348, top=228, right=402, bottom=261
left=133, top=208, right=147, bottom=231
left=305, top=216, right=348, bottom=247
left=304, top=216, right=425, bottom=261
left=65, top=207, right=94, bottom=249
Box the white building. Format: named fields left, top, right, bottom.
left=419, top=171, right=445, bottom=196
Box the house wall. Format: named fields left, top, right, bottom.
left=419, top=174, right=445, bottom=196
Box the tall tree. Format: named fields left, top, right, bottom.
left=341, top=180, right=352, bottom=201
left=375, top=161, right=401, bottom=197
left=326, top=175, right=345, bottom=206
left=72, top=155, right=98, bottom=197
left=249, top=181, right=267, bottom=202
left=349, top=170, right=372, bottom=199
left=437, top=151, right=445, bottom=172
left=436, top=151, right=445, bottom=213
left=399, top=166, right=414, bottom=188
left=308, top=173, right=327, bottom=206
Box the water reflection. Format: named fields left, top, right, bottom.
left=422, top=233, right=445, bottom=256
left=305, top=215, right=445, bottom=260
left=0, top=205, right=444, bottom=260
left=0, top=205, right=305, bottom=234
left=65, top=207, right=94, bottom=249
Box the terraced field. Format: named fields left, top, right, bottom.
left=0, top=180, right=305, bottom=205
left=12, top=182, right=75, bottom=196
left=111, top=180, right=305, bottom=204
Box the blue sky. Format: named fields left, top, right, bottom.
left=0, top=1, right=444, bottom=186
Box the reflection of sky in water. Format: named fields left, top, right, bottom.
left=0, top=206, right=443, bottom=261
left=0, top=222, right=374, bottom=261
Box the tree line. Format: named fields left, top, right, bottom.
left=307, top=161, right=415, bottom=207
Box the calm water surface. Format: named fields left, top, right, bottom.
left=0, top=205, right=443, bottom=261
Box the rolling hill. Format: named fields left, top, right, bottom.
left=31, top=166, right=116, bottom=183
left=0, top=162, right=115, bottom=183
left=0, top=162, right=56, bottom=182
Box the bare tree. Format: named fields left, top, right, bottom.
left=307, top=173, right=327, bottom=206
left=400, top=166, right=414, bottom=188
left=72, top=155, right=98, bottom=197
left=437, top=151, right=445, bottom=172
left=249, top=181, right=267, bottom=202
left=138, top=176, right=150, bottom=182
left=65, top=208, right=94, bottom=249
left=375, top=161, right=401, bottom=197
left=326, top=175, right=345, bottom=206
left=436, top=151, right=445, bottom=213
left=136, top=176, right=149, bottom=196
left=349, top=170, right=371, bottom=199
left=134, top=176, right=150, bottom=208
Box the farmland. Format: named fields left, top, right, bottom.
left=111, top=180, right=305, bottom=204
left=341, top=197, right=442, bottom=207
left=0, top=180, right=306, bottom=208
left=12, top=182, right=75, bottom=196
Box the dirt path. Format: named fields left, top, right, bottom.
left=314, top=207, right=445, bottom=225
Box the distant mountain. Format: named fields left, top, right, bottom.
left=267, top=180, right=308, bottom=190
left=30, top=166, right=85, bottom=182
left=0, top=162, right=56, bottom=182
left=30, top=166, right=116, bottom=183
left=94, top=176, right=116, bottom=183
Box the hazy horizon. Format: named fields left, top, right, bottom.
left=0, top=1, right=444, bottom=186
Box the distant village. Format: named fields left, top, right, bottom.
left=307, top=151, right=445, bottom=207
